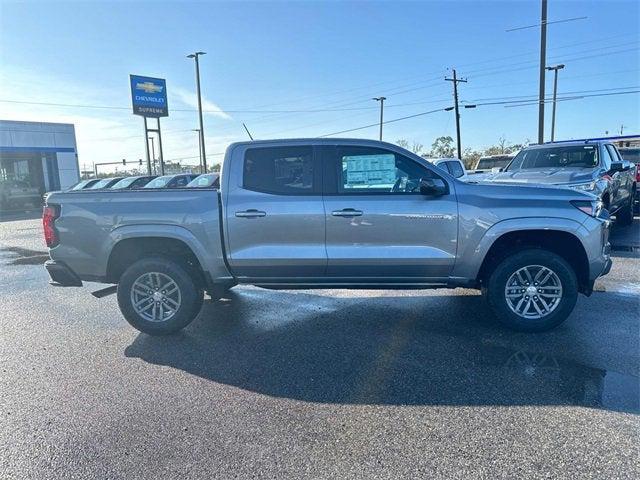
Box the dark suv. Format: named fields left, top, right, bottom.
left=485, top=140, right=636, bottom=225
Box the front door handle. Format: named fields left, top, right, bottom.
left=235, top=209, right=266, bottom=218
left=331, top=208, right=363, bottom=217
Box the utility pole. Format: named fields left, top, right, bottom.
left=538, top=0, right=548, bottom=144
left=373, top=97, right=386, bottom=141
left=445, top=69, right=467, bottom=160
left=546, top=64, right=565, bottom=142
left=187, top=51, right=207, bottom=172
left=620, top=124, right=626, bottom=135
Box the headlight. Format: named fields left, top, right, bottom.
left=567, top=181, right=597, bottom=192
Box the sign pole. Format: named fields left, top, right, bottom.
left=130, top=74, right=169, bottom=175
left=143, top=117, right=152, bottom=175
left=156, top=117, right=165, bottom=175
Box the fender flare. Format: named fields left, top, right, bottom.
left=452, top=217, right=588, bottom=281
left=102, top=224, right=211, bottom=276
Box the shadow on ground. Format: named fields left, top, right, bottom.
left=125, top=289, right=639, bottom=413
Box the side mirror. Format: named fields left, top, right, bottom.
left=622, top=160, right=633, bottom=171
left=491, top=167, right=502, bottom=173
left=420, top=177, right=447, bottom=196
left=610, top=162, right=624, bottom=173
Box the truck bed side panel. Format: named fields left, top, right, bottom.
left=46, top=189, right=231, bottom=282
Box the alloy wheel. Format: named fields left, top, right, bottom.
left=504, top=265, right=563, bottom=320
left=130, top=272, right=182, bottom=322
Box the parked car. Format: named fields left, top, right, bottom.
left=482, top=141, right=636, bottom=225
left=430, top=158, right=467, bottom=179
left=471, top=154, right=515, bottom=174
left=143, top=174, right=199, bottom=189
left=110, top=175, right=157, bottom=190
left=68, top=179, right=101, bottom=190
left=0, top=179, right=41, bottom=210
left=186, top=173, right=220, bottom=188
left=618, top=147, right=640, bottom=212
left=87, top=177, right=125, bottom=190
left=44, top=139, right=612, bottom=335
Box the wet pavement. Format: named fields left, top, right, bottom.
left=1, top=218, right=639, bottom=479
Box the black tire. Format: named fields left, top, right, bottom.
left=484, top=249, right=578, bottom=332
left=616, top=194, right=634, bottom=226
left=117, top=257, right=203, bottom=335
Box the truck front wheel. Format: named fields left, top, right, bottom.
left=117, top=257, right=204, bottom=335
left=485, top=249, right=578, bottom=332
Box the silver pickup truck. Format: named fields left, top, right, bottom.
left=43, top=139, right=612, bottom=334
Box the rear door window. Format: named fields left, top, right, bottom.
left=243, top=146, right=316, bottom=194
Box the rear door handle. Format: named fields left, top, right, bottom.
left=235, top=209, right=266, bottom=218
left=331, top=208, right=363, bottom=217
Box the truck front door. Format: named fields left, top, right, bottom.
left=322, top=145, right=458, bottom=280
left=224, top=144, right=326, bottom=279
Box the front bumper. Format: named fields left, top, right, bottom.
left=45, top=260, right=83, bottom=287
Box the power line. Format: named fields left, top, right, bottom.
left=505, top=15, right=588, bottom=32
left=315, top=90, right=639, bottom=139
left=463, top=85, right=640, bottom=103
left=502, top=89, right=640, bottom=108
left=318, top=108, right=446, bottom=138
left=0, top=98, right=387, bottom=114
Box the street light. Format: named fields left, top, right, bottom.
left=546, top=64, right=565, bottom=142
left=192, top=128, right=203, bottom=173
left=187, top=51, right=207, bottom=172
left=373, top=96, right=386, bottom=141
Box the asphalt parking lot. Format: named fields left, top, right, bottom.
left=1, top=216, right=638, bottom=479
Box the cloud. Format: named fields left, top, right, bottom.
left=171, top=87, right=231, bottom=120
left=0, top=66, right=241, bottom=171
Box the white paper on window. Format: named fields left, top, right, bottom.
left=343, top=154, right=396, bottom=188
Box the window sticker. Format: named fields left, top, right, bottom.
left=343, top=154, right=396, bottom=188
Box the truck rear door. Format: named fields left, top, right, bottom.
left=224, top=144, right=326, bottom=278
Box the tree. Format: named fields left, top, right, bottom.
left=396, top=139, right=424, bottom=155
left=396, top=139, right=410, bottom=150
left=483, top=136, right=529, bottom=156
left=430, top=136, right=455, bottom=158
left=484, top=136, right=509, bottom=156
left=462, top=148, right=482, bottom=169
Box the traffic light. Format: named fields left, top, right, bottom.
left=122, top=159, right=126, bottom=165
left=139, top=159, right=143, bottom=165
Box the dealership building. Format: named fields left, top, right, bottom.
left=0, top=120, right=80, bottom=195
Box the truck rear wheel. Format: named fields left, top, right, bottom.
left=117, top=257, right=203, bottom=335
left=485, top=249, right=578, bottom=332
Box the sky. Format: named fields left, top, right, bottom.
left=1, top=0, right=638, bottom=172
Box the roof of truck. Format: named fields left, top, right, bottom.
left=228, top=138, right=404, bottom=149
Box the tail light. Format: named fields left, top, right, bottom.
left=43, top=205, right=60, bottom=247
left=635, top=164, right=640, bottom=182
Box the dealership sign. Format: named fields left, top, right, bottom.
left=130, top=75, right=168, bottom=117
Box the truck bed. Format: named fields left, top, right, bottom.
left=45, top=188, right=230, bottom=283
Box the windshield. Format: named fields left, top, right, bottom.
left=70, top=180, right=92, bottom=190
left=143, top=176, right=172, bottom=188
left=88, top=178, right=113, bottom=189
left=187, top=174, right=218, bottom=187
left=477, top=157, right=512, bottom=169
left=507, top=145, right=598, bottom=171
left=111, top=177, right=137, bottom=189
